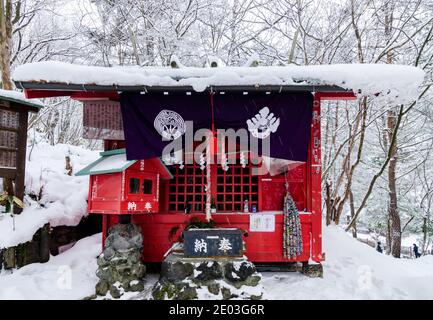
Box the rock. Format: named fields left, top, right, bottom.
left=110, top=257, right=128, bottom=266
left=224, top=261, right=256, bottom=282
left=243, top=275, right=261, bottom=287
left=103, top=247, right=115, bottom=260
left=95, top=280, right=109, bottom=296
left=128, top=252, right=142, bottom=264
left=161, top=261, right=194, bottom=281
left=196, top=261, right=223, bottom=281
left=94, top=222, right=146, bottom=298
left=111, top=237, right=133, bottom=252
left=207, top=283, right=220, bottom=295
left=250, top=294, right=263, bottom=300
left=152, top=281, right=177, bottom=300
left=109, top=284, right=123, bottom=299
left=97, top=255, right=109, bottom=267
left=152, top=253, right=264, bottom=300
left=221, top=287, right=232, bottom=300
left=128, top=280, right=145, bottom=292
left=301, top=262, right=323, bottom=278
left=131, top=264, right=146, bottom=278
left=96, top=266, right=111, bottom=281
left=176, top=284, right=198, bottom=300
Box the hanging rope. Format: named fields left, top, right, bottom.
left=283, top=172, right=303, bottom=259
left=209, top=89, right=216, bottom=135
left=205, top=90, right=216, bottom=221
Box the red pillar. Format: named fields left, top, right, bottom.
left=309, top=94, right=323, bottom=262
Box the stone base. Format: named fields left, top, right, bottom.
left=152, top=253, right=264, bottom=300
left=94, top=223, right=146, bottom=299
left=301, top=261, right=323, bottom=278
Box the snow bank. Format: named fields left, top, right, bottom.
left=13, top=61, right=425, bottom=103
left=262, top=225, right=433, bottom=299
left=1, top=226, right=433, bottom=299
left=0, top=233, right=101, bottom=300
left=0, top=89, right=44, bottom=108
left=0, top=142, right=99, bottom=249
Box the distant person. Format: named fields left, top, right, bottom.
left=376, top=241, right=383, bottom=253
left=413, top=243, right=421, bottom=258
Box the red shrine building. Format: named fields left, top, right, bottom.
left=12, top=61, right=366, bottom=266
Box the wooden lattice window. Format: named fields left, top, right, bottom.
left=167, top=158, right=259, bottom=213
left=216, top=164, right=258, bottom=212
left=168, top=162, right=206, bottom=212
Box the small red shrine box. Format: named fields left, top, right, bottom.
left=76, top=149, right=172, bottom=214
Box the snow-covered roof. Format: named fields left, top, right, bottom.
left=75, top=148, right=173, bottom=178
left=75, top=149, right=136, bottom=176
left=12, top=61, right=425, bottom=104
left=0, top=89, right=44, bottom=109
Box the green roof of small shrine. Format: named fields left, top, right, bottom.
left=75, top=149, right=173, bottom=178
left=0, top=89, right=44, bottom=110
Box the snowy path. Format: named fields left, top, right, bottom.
left=1, top=226, right=433, bottom=300
left=0, top=234, right=100, bottom=300
left=263, top=226, right=433, bottom=300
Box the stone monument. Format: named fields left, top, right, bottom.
left=152, top=228, right=264, bottom=300
left=94, top=217, right=146, bottom=299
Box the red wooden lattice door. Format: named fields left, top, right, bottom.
left=167, top=159, right=259, bottom=213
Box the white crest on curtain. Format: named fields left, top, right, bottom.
left=246, top=107, right=280, bottom=139
left=154, top=109, right=186, bottom=140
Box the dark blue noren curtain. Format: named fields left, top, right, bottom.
left=120, top=91, right=313, bottom=161
left=120, top=92, right=211, bottom=160
left=213, top=92, right=313, bottom=161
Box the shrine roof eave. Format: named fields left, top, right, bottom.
left=14, top=81, right=357, bottom=100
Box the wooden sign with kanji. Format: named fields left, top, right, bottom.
left=83, top=100, right=124, bottom=140
left=183, top=228, right=243, bottom=258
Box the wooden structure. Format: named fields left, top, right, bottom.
left=76, top=149, right=172, bottom=214
left=0, top=91, right=43, bottom=213
left=14, top=68, right=359, bottom=266
left=0, top=91, right=45, bottom=269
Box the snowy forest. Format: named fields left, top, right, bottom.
left=0, top=0, right=433, bottom=300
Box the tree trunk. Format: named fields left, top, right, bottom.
left=0, top=0, right=13, bottom=90
left=1, top=0, right=16, bottom=203
left=385, top=2, right=401, bottom=258
left=386, top=215, right=391, bottom=255
left=422, top=216, right=428, bottom=254
left=325, top=181, right=332, bottom=225
left=349, top=190, right=357, bottom=238
left=387, top=120, right=401, bottom=258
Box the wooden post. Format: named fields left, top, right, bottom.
left=3, top=247, right=15, bottom=269
left=13, top=108, right=28, bottom=214
left=310, top=94, right=323, bottom=262
left=39, top=223, right=50, bottom=263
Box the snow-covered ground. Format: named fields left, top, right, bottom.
left=0, top=142, right=99, bottom=248
left=0, top=233, right=100, bottom=300
left=262, top=225, right=433, bottom=299
left=1, top=142, right=432, bottom=300
left=1, top=225, right=432, bottom=300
